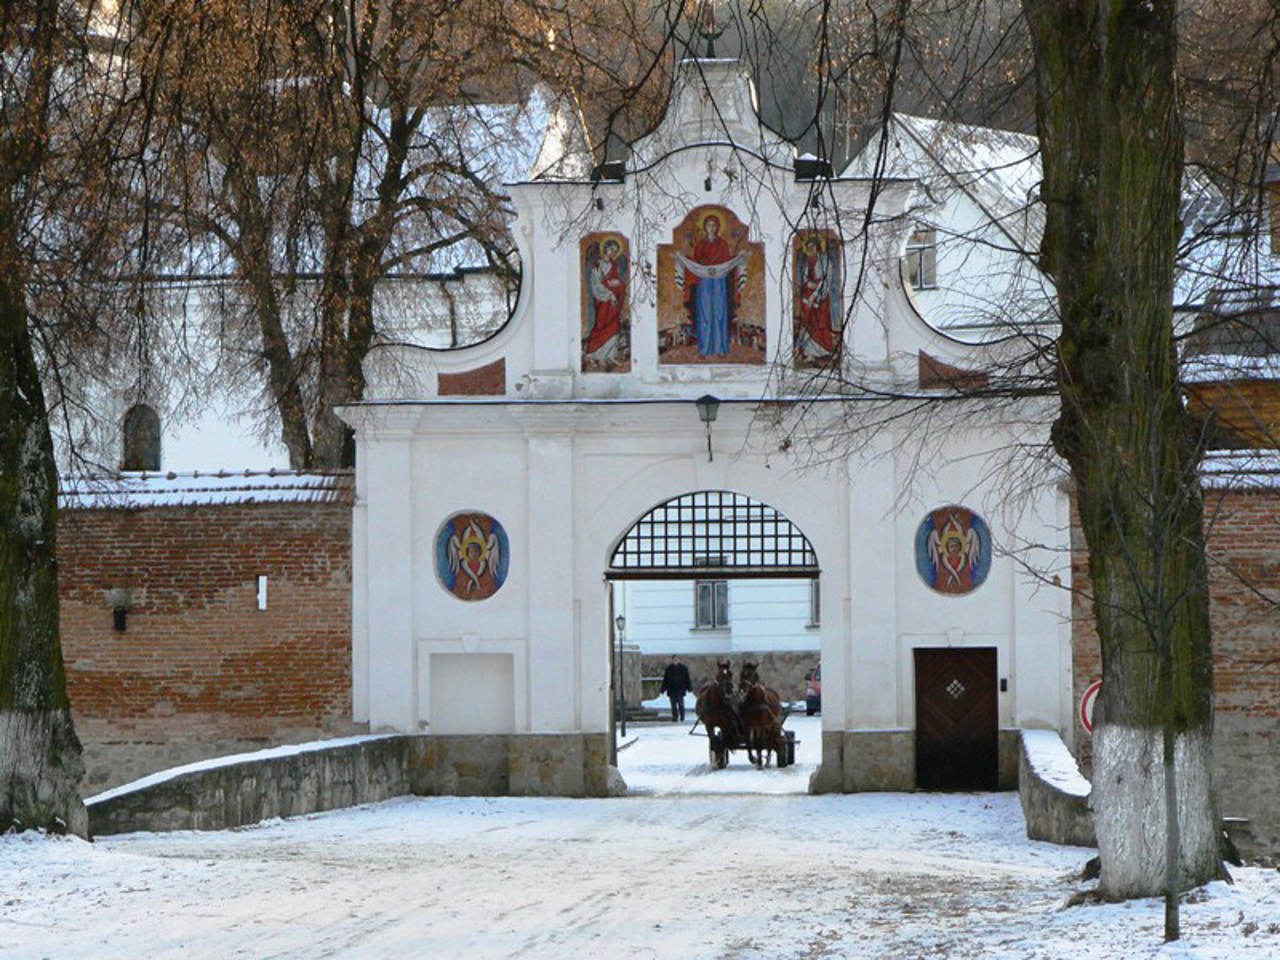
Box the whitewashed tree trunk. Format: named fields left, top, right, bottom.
left=1093, top=725, right=1219, bottom=899
left=0, top=18, right=89, bottom=832
left=0, top=710, right=87, bottom=837
left=1025, top=0, right=1224, bottom=913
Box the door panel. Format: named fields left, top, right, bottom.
left=914, top=647, right=998, bottom=790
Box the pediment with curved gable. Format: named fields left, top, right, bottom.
left=375, top=57, right=1022, bottom=405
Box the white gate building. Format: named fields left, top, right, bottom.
left=340, top=56, right=1073, bottom=796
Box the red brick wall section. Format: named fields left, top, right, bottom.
left=438, top=357, right=505, bottom=395
left=1071, top=488, right=1280, bottom=859
left=1203, top=491, right=1280, bottom=721
left=1072, top=489, right=1280, bottom=724
left=59, top=503, right=353, bottom=754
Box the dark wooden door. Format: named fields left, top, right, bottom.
left=914, top=647, right=998, bottom=790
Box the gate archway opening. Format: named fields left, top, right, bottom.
left=605, top=490, right=822, bottom=792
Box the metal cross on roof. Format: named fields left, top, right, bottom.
left=697, top=0, right=726, bottom=58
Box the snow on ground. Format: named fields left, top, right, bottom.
left=3, top=713, right=1278, bottom=959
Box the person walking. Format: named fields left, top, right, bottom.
left=659, top=655, right=693, bottom=722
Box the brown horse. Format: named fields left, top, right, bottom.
left=738, top=661, right=786, bottom=769
left=695, top=660, right=740, bottom=769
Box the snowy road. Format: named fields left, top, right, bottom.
left=3, top=716, right=1277, bottom=959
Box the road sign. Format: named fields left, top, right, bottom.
left=1080, top=679, right=1102, bottom=735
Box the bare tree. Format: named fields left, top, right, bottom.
left=130, top=1, right=673, bottom=469
left=1024, top=1, right=1226, bottom=926
left=0, top=0, right=147, bottom=836
left=129, top=2, right=526, bottom=467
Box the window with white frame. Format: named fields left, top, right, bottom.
left=808, top=578, right=821, bottom=627
left=695, top=579, right=729, bottom=629
left=905, top=229, right=937, bottom=289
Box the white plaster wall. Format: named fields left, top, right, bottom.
left=906, top=190, right=1053, bottom=338
left=346, top=397, right=1071, bottom=746
left=883, top=405, right=1071, bottom=737
left=842, top=116, right=1054, bottom=344
left=617, top=578, right=819, bottom=657
left=402, top=65, right=915, bottom=406
left=341, top=58, right=1075, bottom=760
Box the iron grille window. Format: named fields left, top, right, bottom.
left=608, top=490, right=818, bottom=579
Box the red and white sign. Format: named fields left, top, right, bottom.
left=1079, top=680, right=1102, bottom=735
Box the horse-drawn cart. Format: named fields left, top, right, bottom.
left=692, top=660, right=797, bottom=769
left=693, top=718, right=797, bottom=768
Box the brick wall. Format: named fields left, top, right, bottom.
left=1072, top=487, right=1280, bottom=861
left=59, top=500, right=359, bottom=792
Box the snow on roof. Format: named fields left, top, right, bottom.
left=60, top=469, right=355, bottom=510
left=842, top=113, right=1043, bottom=252
left=1201, top=450, right=1280, bottom=489
left=891, top=113, right=1044, bottom=251
left=1175, top=167, right=1280, bottom=310
left=1182, top=353, right=1280, bottom=383
left=846, top=113, right=1280, bottom=317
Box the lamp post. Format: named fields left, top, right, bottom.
left=615, top=614, right=627, bottom=737
left=696, top=394, right=720, bottom=462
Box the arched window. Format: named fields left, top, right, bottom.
left=608, top=490, right=818, bottom=579
left=121, top=404, right=161, bottom=472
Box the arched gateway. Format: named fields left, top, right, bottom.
left=608, top=490, right=819, bottom=581
left=606, top=490, right=822, bottom=767
left=339, top=57, right=1073, bottom=798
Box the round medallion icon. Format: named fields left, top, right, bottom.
left=915, top=506, right=992, bottom=595
left=436, top=512, right=509, bottom=601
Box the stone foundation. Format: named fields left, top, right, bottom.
left=508, top=734, right=616, bottom=797
left=811, top=728, right=1021, bottom=793
left=811, top=730, right=914, bottom=793
left=78, top=721, right=368, bottom=794
left=88, top=736, right=426, bottom=835
left=997, top=730, right=1020, bottom=790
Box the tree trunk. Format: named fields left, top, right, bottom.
left=227, top=170, right=316, bottom=472
left=312, top=260, right=356, bottom=469
left=0, top=211, right=87, bottom=838
left=1025, top=0, right=1221, bottom=900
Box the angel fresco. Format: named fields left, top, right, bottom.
left=436, top=512, right=509, bottom=601
left=793, top=231, right=842, bottom=367
left=657, top=205, right=765, bottom=365
left=914, top=506, right=992, bottom=595
left=581, top=233, right=630, bottom=372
